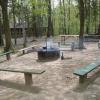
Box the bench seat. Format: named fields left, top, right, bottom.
left=17, top=45, right=37, bottom=55
left=0, top=51, right=13, bottom=60
left=60, top=35, right=79, bottom=45
left=0, top=51, right=12, bottom=56
left=0, top=68, right=45, bottom=85
left=59, top=42, right=75, bottom=51
left=73, top=60, right=100, bottom=83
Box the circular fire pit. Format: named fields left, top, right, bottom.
left=37, top=47, right=60, bottom=61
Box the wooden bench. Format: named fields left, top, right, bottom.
left=0, top=68, right=45, bottom=86
left=0, top=51, right=13, bottom=60
left=84, top=35, right=100, bottom=42
left=98, top=40, right=100, bottom=48
left=59, top=42, right=75, bottom=51
left=73, top=60, right=100, bottom=83
left=17, top=45, right=37, bottom=55
left=60, top=35, right=79, bottom=44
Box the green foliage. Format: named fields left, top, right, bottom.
left=53, top=1, right=80, bottom=35
left=32, top=9, right=47, bottom=15
left=8, top=0, right=100, bottom=36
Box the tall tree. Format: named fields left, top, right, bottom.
left=47, top=0, right=53, bottom=37
left=0, top=0, right=12, bottom=51
left=67, top=0, right=70, bottom=34
left=78, top=0, right=85, bottom=49
left=59, top=0, right=62, bottom=35
left=32, top=0, right=37, bottom=37
left=12, top=0, right=17, bottom=45
left=62, top=0, right=66, bottom=34
left=85, top=0, right=91, bottom=34
left=0, top=10, right=4, bottom=46
left=20, top=0, right=27, bottom=47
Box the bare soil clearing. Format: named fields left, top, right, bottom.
left=0, top=38, right=100, bottom=100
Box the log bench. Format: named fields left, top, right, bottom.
left=0, top=51, right=13, bottom=60
left=73, top=60, right=100, bottom=83
left=0, top=68, right=45, bottom=85
left=17, top=45, right=37, bottom=55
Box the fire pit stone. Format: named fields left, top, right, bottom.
left=37, top=47, right=60, bottom=61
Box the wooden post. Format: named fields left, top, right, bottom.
left=22, top=50, right=25, bottom=54
left=32, top=47, right=34, bottom=50
left=6, top=53, right=11, bottom=60
left=24, top=73, right=33, bottom=85
left=61, top=52, right=64, bottom=60
left=79, top=74, right=87, bottom=84
left=58, top=42, right=60, bottom=47
left=64, top=36, right=65, bottom=44
left=71, top=42, right=75, bottom=51
left=61, top=36, right=65, bottom=44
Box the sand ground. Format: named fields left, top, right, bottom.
left=0, top=37, right=100, bottom=100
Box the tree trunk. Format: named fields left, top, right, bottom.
left=68, top=0, right=70, bottom=34
left=12, top=0, right=17, bottom=45
left=59, top=0, right=62, bottom=35
left=78, top=0, right=85, bottom=49
left=32, top=4, right=37, bottom=38
left=85, top=0, right=90, bottom=34
left=0, top=0, right=12, bottom=51
left=0, top=13, right=4, bottom=46
left=32, top=15, right=37, bottom=37
left=62, top=0, right=66, bottom=35
left=23, top=27, right=27, bottom=47
left=97, top=24, right=100, bottom=34
left=47, top=0, right=53, bottom=37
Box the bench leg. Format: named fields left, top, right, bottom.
left=22, top=50, right=25, bottom=54
left=63, top=37, right=65, bottom=45
left=61, top=36, right=65, bottom=45
left=61, top=52, right=64, bottom=60
left=79, top=74, right=87, bottom=84
left=71, top=42, right=75, bottom=51
left=32, top=47, right=34, bottom=49
left=24, top=73, right=33, bottom=85
left=6, top=54, right=11, bottom=60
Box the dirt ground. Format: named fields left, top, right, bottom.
left=0, top=37, right=100, bottom=100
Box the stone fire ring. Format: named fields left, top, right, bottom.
left=37, top=47, right=60, bottom=61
